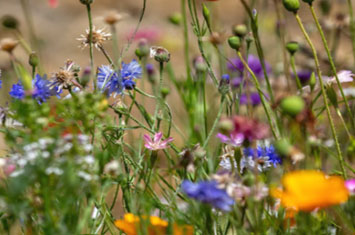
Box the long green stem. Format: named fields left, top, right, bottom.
left=152, top=62, right=164, bottom=131
left=181, top=0, right=192, bottom=82
left=289, top=55, right=303, bottom=93
left=346, top=0, right=355, bottom=67
left=309, top=5, right=355, bottom=130
left=295, top=13, right=347, bottom=179
left=240, top=0, right=275, bottom=104
left=237, top=51, right=278, bottom=139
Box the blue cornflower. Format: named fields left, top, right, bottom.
left=258, top=145, right=282, bottom=167
left=9, top=83, right=25, bottom=99
left=121, top=60, right=142, bottom=80
left=181, top=180, right=235, bottom=211
left=0, top=80, right=2, bottom=89
left=9, top=74, right=60, bottom=103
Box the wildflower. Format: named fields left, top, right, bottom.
left=173, top=224, right=194, bottom=235
left=143, top=132, right=173, bottom=151
left=271, top=170, right=349, bottom=212
left=325, top=70, right=354, bottom=85
left=227, top=55, right=272, bottom=78
left=181, top=180, right=235, bottom=211
left=150, top=46, right=170, bottom=63
left=114, top=213, right=168, bottom=235
left=292, top=70, right=312, bottom=85
left=0, top=38, right=18, bottom=54
left=228, top=116, right=269, bottom=143
left=121, top=60, right=143, bottom=88
left=77, top=26, right=111, bottom=50
left=345, top=179, right=355, bottom=194
left=216, top=133, right=244, bottom=147
left=239, top=92, right=262, bottom=106
left=9, top=83, right=25, bottom=99
left=51, top=60, right=81, bottom=92
left=97, top=65, right=123, bottom=96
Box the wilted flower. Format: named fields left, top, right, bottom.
left=181, top=180, right=235, bottom=211
left=150, top=46, right=170, bottom=63
left=0, top=38, right=18, bottom=54
left=104, top=11, right=125, bottom=25
left=345, top=179, right=355, bottom=194
left=51, top=60, right=81, bottom=92
left=143, top=132, right=173, bottom=151
left=77, top=26, right=111, bottom=50
left=271, top=170, right=349, bottom=212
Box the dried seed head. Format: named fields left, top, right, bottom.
left=104, top=11, right=125, bottom=25
left=0, top=38, right=18, bottom=53
left=52, top=60, right=82, bottom=91
left=77, top=26, right=111, bottom=50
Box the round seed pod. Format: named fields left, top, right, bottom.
left=283, top=0, right=300, bottom=13
left=280, top=95, right=305, bottom=116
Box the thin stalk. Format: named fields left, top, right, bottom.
left=309, top=5, right=355, bottom=130
left=98, top=45, right=114, bottom=67
left=294, top=13, right=347, bottom=179
left=85, top=4, right=95, bottom=90
left=346, top=0, right=355, bottom=66
left=237, top=51, right=278, bottom=139
left=240, top=0, right=275, bottom=104
left=181, top=0, right=192, bottom=82
left=289, top=55, right=303, bottom=93
left=152, top=62, right=164, bottom=131
left=110, top=25, right=120, bottom=66
left=203, top=97, right=226, bottom=149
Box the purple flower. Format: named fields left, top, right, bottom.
left=239, top=92, right=261, bottom=106
left=227, top=55, right=271, bottom=78
left=121, top=60, right=142, bottom=80
left=231, top=77, right=243, bottom=88
left=181, top=180, right=235, bottom=211
left=294, top=70, right=312, bottom=85
left=143, top=132, right=173, bottom=151
left=9, top=83, right=24, bottom=99
left=345, top=179, right=355, bottom=194
left=216, top=133, right=244, bottom=147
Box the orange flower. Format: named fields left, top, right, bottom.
left=114, top=214, right=194, bottom=235
left=271, top=170, right=349, bottom=212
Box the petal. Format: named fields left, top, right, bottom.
left=153, top=132, right=163, bottom=142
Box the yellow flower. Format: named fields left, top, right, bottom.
left=114, top=213, right=167, bottom=235
left=271, top=170, right=349, bottom=212
left=114, top=214, right=193, bottom=235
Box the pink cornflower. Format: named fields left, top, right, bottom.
left=345, top=179, right=355, bottom=194
left=143, top=132, right=173, bottom=151
left=231, top=116, right=269, bottom=143
left=48, top=0, right=58, bottom=8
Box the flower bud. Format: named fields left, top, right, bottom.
left=302, top=0, right=314, bottom=5
left=232, top=24, right=248, bottom=37
left=193, top=56, right=207, bottom=73
left=319, top=0, right=331, bottom=16
left=274, top=139, right=293, bottom=156
left=280, top=95, right=305, bottom=117
left=104, top=11, right=124, bottom=25
left=218, top=118, right=234, bottom=134
left=169, top=12, right=182, bottom=25
left=1, top=15, right=19, bottom=29
left=160, top=87, right=170, bottom=98
left=135, top=39, right=149, bottom=59
left=150, top=46, right=170, bottom=63
left=79, top=0, right=94, bottom=4
left=0, top=38, right=18, bottom=54
left=309, top=72, right=316, bottom=91
left=286, top=41, right=299, bottom=55
left=202, top=4, right=211, bottom=27
left=228, top=36, right=241, bottom=51
left=29, top=52, right=39, bottom=67
left=283, top=0, right=300, bottom=13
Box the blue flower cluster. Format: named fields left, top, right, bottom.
left=181, top=180, right=234, bottom=211
left=97, top=60, right=142, bottom=97
left=9, top=74, right=61, bottom=104
left=244, top=145, right=282, bottom=167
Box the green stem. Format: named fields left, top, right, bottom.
left=237, top=51, right=278, bottom=139
left=346, top=0, right=355, bottom=67
left=289, top=55, right=303, bottom=93
left=110, top=25, right=120, bottom=66
left=309, top=5, right=355, bottom=130
left=240, top=0, right=275, bottom=104
left=295, top=13, right=347, bottom=179
left=153, top=62, right=164, bottom=131
left=181, top=0, right=192, bottom=82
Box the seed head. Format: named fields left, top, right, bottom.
left=77, top=26, right=111, bottom=50
left=0, top=38, right=18, bottom=54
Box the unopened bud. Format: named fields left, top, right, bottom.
left=286, top=41, right=299, bottom=55
left=233, top=24, right=248, bottom=37
left=79, top=0, right=94, bottom=4
left=169, top=12, right=182, bottom=25
left=228, top=36, right=241, bottom=51
left=283, top=0, right=300, bottom=13
left=280, top=95, right=305, bottom=117
left=1, top=15, right=19, bottom=29
left=29, top=52, right=39, bottom=67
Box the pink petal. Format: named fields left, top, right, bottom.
left=143, top=134, right=152, bottom=144
left=153, top=132, right=163, bottom=143
left=48, top=0, right=58, bottom=8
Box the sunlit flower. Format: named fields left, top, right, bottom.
left=216, top=133, right=244, bottom=147
left=143, top=132, right=173, bottom=151
left=181, top=180, right=235, bottom=211
left=114, top=213, right=168, bottom=235
left=271, top=170, right=349, bottom=212
left=77, top=26, right=111, bottom=50
left=345, top=179, right=355, bottom=194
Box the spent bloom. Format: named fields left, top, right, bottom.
left=143, top=132, right=173, bottom=151
left=51, top=60, right=81, bottom=92
left=271, top=170, right=349, bottom=212
left=77, top=26, right=111, bottom=50
left=181, top=180, right=235, bottom=211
